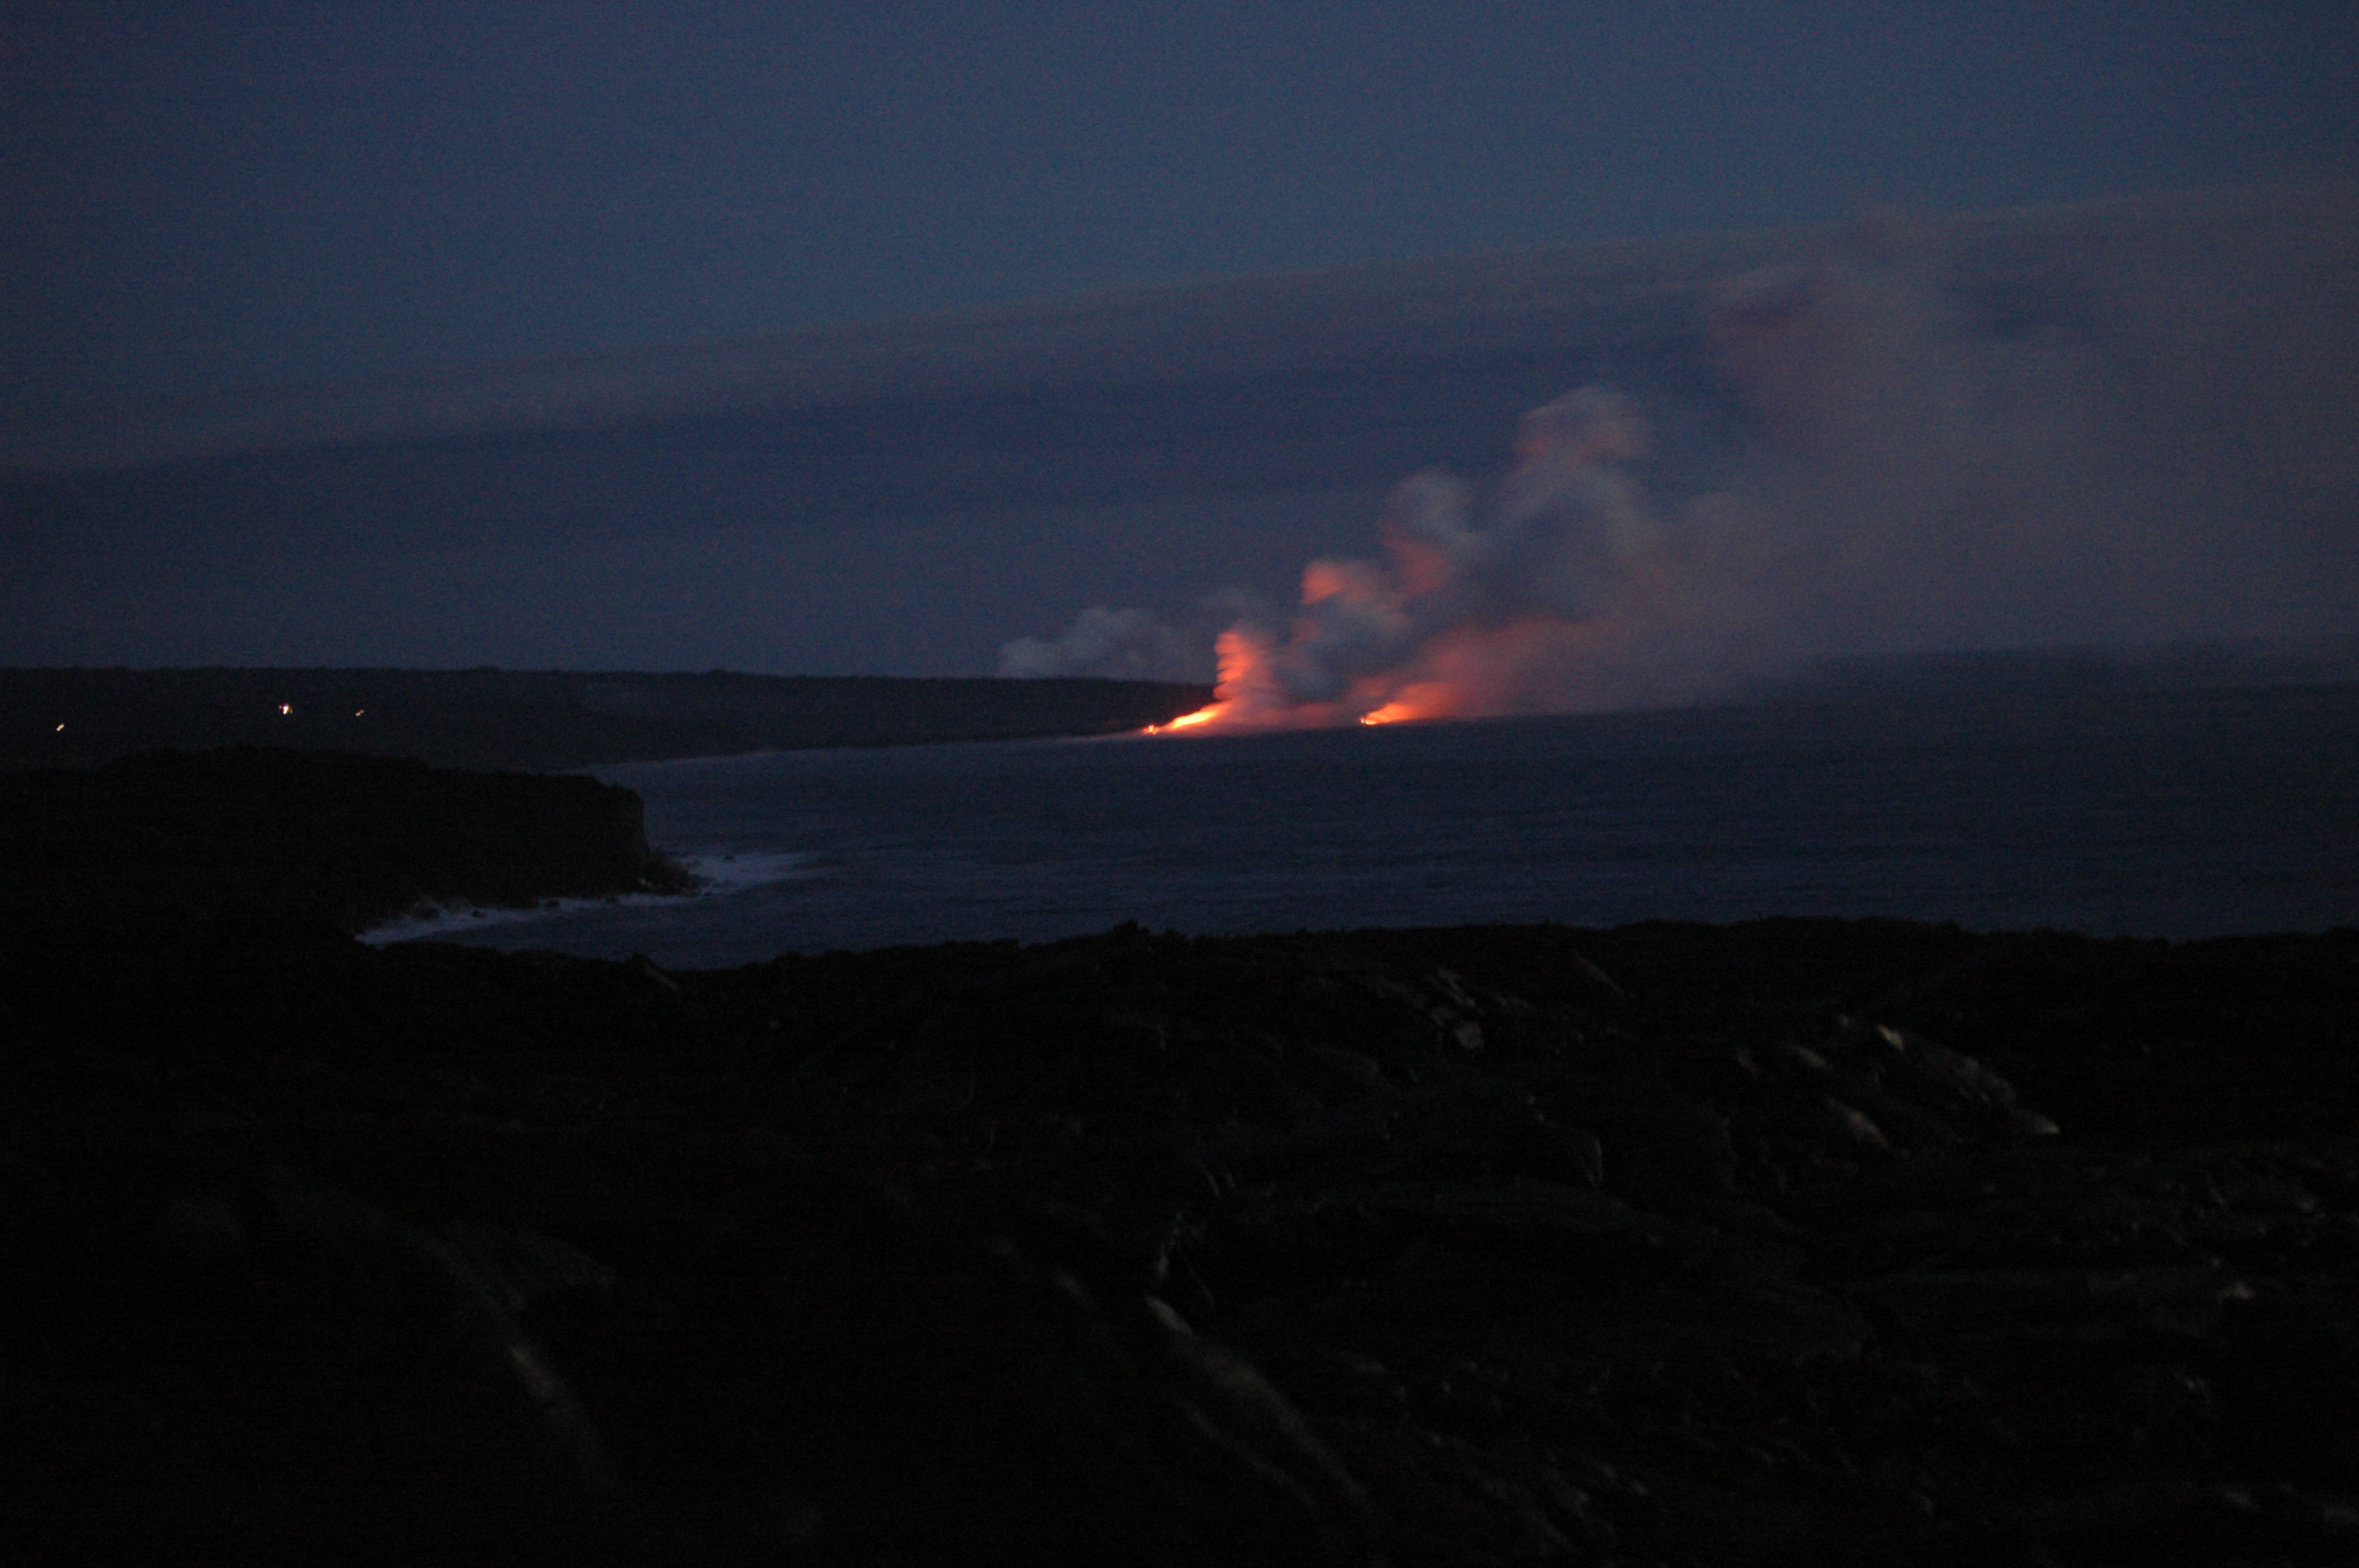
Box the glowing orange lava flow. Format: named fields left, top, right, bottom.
left=1142, top=706, right=1219, bottom=735
left=1358, top=702, right=1416, bottom=726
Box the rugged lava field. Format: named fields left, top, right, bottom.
left=8, top=911, right=2359, bottom=1563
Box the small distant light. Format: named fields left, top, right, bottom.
left=55, top=723, right=65, bottom=731
left=354, top=709, right=365, bottom=717
left=278, top=704, right=293, bottom=715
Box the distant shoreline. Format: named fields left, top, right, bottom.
left=9, top=643, right=2355, bottom=778
left=1, top=667, right=1212, bottom=774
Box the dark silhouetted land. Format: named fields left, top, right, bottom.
left=1, top=667, right=1212, bottom=772
left=0, top=748, right=692, bottom=931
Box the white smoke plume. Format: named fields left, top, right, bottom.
left=998, top=604, right=1205, bottom=681
left=1198, top=389, right=1699, bottom=727
left=1172, top=205, right=2359, bottom=733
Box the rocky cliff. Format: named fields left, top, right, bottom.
left=0, top=746, right=691, bottom=931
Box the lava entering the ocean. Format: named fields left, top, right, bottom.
left=1144, top=388, right=1676, bottom=736
left=1141, top=706, right=1218, bottom=735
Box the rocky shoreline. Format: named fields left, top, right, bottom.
left=1, top=747, right=693, bottom=932
left=9, top=895, right=2359, bottom=1561
left=6, top=746, right=2357, bottom=1561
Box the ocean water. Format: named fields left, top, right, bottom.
left=384, top=681, right=2359, bottom=968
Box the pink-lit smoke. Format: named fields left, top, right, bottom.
left=1151, top=204, right=2359, bottom=732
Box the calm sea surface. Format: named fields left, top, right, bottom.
left=386, top=682, right=2359, bottom=967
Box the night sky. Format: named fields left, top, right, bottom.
left=5, top=3, right=2356, bottom=675
left=11, top=2, right=2355, bottom=413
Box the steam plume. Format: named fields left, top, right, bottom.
left=1170, top=206, right=2359, bottom=733
left=1192, top=389, right=1699, bottom=728
left=998, top=605, right=1205, bottom=681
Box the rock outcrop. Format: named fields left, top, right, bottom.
left=0, top=746, right=692, bottom=931
left=8, top=915, right=2359, bottom=1561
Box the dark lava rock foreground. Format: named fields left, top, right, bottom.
left=7, top=913, right=2359, bottom=1563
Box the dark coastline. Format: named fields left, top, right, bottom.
left=0, top=748, right=694, bottom=934
left=2, top=667, right=1214, bottom=773
left=8, top=748, right=2359, bottom=1561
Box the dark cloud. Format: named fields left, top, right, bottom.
left=4, top=187, right=2354, bottom=684
left=5, top=3, right=2355, bottom=415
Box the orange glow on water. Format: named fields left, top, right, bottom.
left=1141, top=625, right=1496, bottom=737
